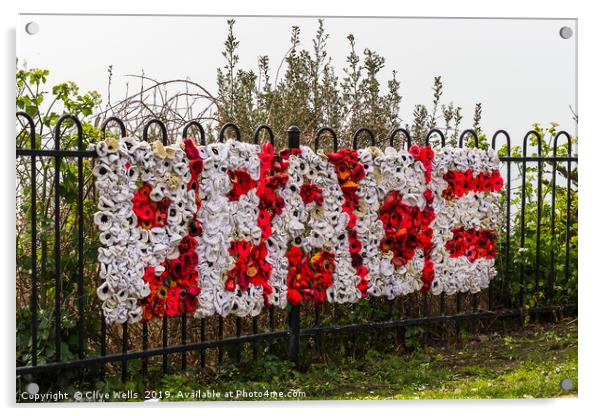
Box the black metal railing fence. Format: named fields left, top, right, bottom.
left=15, top=112, right=578, bottom=389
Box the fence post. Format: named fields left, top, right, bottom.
left=286, top=125, right=301, bottom=365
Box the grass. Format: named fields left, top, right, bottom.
left=142, top=318, right=577, bottom=401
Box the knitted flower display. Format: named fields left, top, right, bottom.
left=94, top=133, right=504, bottom=323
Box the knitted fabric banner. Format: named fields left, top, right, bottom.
left=93, top=136, right=503, bottom=324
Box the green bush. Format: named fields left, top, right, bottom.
left=495, top=123, right=577, bottom=307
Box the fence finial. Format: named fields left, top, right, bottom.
left=255, top=124, right=275, bottom=146
left=287, top=125, right=300, bottom=149
left=143, top=119, right=168, bottom=145
left=182, top=121, right=206, bottom=145
left=315, top=127, right=338, bottom=152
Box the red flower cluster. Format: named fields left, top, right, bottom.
left=379, top=191, right=435, bottom=268
left=300, top=183, right=324, bottom=206
left=140, top=236, right=201, bottom=320
left=378, top=145, right=436, bottom=291
left=327, top=149, right=369, bottom=296
left=445, top=228, right=497, bottom=262
left=327, top=149, right=366, bottom=229
left=132, top=183, right=171, bottom=229
left=256, top=143, right=289, bottom=239
left=225, top=240, right=273, bottom=299
left=183, top=138, right=204, bottom=236
left=225, top=143, right=290, bottom=306
left=226, top=170, right=258, bottom=201
left=412, top=145, right=436, bottom=291
left=442, top=169, right=504, bottom=200
left=286, top=246, right=335, bottom=305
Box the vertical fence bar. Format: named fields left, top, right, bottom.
left=75, top=117, right=85, bottom=386
left=236, top=317, right=242, bottom=363
left=181, top=314, right=187, bottom=370
left=504, top=149, right=512, bottom=308
left=200, top=318, right=206, bottom=368
left=518, top=134, right=528, bottom=307
left=267, top=307, right=275, bottom=354
left=564, top=134, right=573, bottom=296
left=100, top=312, right=106, bottom=380
left=315, top=127, right=339, bottom=359
left=468, top=131, right=479, bottom=284
left=141, top=120, right=154, bottom=379
left=493, top=131, right=512, bottom=308
left=248, top=125, right=274, bottom=362
left=252, top=316, right=258, bottom=361
left=455, top=293, right=462, bottom=344
left=121, top=323, right=128, bottom=382
left=99, top=117, right=126, bottom=382
left=31, top=133, right=39, bottom=365
left=453, top=112, right=464, bottom=334
left=243, top=110, right=272, bottom=372
left=436, top=131, right=445, bottom=315
left=287, top=125, right=301, bottom=365
left=399, top=300, right=407, bottom=351
left=393, top=128, right=412, bottom=347
left=519, top=131, right=540, bottom=308
left=162, top=316, right=168, bottom=374
left=142, top=120, right=170, bottom=376
left=218, top=317, right=224, bottom=365
left=53, top=158, right=61, bottom=365
left=142, top=321, right=148, bottom=379
left=534, top=135, right=543, bottom=299
left=548, top=134, right=560, bottom=302
left=223, top=123, right=244, bottom=364
left=52, top=117, right=70, bottom=374
left=424, top=129, right=445, bottom=338
left=17, top=113, right=38, bottom=368
left=314, top=304, right=322, bottom=357
left=352, top=128, right=373, bottom=353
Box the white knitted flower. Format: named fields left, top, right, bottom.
left=94, top=136, right=196, bottom=324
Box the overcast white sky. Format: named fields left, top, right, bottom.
left=16, top=14, right=577, bottom=144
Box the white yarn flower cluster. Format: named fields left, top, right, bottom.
left=195, top=140, right=265, bottom=317
left=289, top=147, right=361, bottom=304
left=93, top=137, right=196, bottom=324
left=356, top=147, right=429, bottom=299
left=430, top=147, right=502, bottom=295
